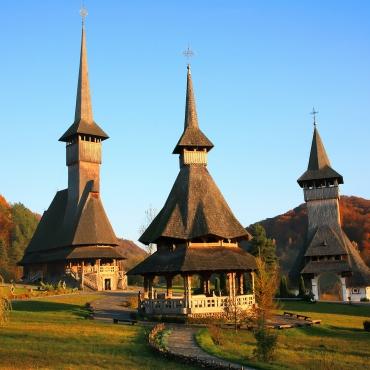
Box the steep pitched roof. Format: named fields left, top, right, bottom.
left=173, top=65, right=213, bottom=154
left=128, top=244, right=256, bottom=275
left=59, top=26, right=108, bottom=142
left=139, top=165, right=250, bottom=244
left=301, top=225, right=370, bottom=287
left=304, top=225, right=347, bottom=257
left=20, top=188, right=119, bottom=265
left=298, top=127, right=343, bottom=185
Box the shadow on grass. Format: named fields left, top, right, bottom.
left=295, top=324, right=369, bottom=342
left=280, top=301, right=370, bottom=317
left=12, top=300, right=87, bottom=318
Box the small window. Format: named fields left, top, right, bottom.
left=352, top=288, right=360, bottom=294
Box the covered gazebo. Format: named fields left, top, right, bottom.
left=129, top=64, right=256, bottom=317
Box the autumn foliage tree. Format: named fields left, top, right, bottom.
left=253, top=257, right=279, bottom=362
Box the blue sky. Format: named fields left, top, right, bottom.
left=1, top=1, right=369, bottom=244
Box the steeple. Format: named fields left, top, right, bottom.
left=74, top=25, right=93, bottom=124
left=307, top=127, right=331, bottom=171
left=173, top=65, right=214, bottom=155
left=184, top=64, right=199, bottom=129
left=59, top=19, right=108, bottom=142
left=298, top=125, right=343, bottom=187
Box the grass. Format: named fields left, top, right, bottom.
left=196, top=301, right=370, bottom=370
left=1, top=294, right=197, bottom=370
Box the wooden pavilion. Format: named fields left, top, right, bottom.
left=129, top=65, right=256, bottom=317
left=19, top=19, right=126, bottom=291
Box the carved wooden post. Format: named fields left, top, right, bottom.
left=183, top=274, right=192, bottom=309
left=166, top=275, right=173, bottom=298
left=238, top=272, right=244, bottom=295
left=143, top=275, right=149, bottom=299
left=148, top=276, right=154, bottom=299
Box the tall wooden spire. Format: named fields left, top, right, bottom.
left=59, top=21, right=108, bottom=142
left=184, top=65, right=198, bottom=129
left=74, top=25, right=93, bottom=124
left=173, top=65, right=214, bottom=154
left=298, top=126, right=343, bottom=186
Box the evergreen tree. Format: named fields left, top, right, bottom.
left=249, top=224, right=277, bottom=267
left=298, top=275, right=306, bottom=297
left=279, top=275, right=291, bottom=298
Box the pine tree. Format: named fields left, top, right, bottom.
left=249, top=224, right=277, bottom=267
left=279, top=275, right=291, bottom=298
left=298, top=275, right=306, bottom=297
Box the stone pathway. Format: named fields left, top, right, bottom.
left=166, top=326, right=253, bottom=369
left=91, top=290, right=138, bottom=321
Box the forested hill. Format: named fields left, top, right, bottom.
left=249, top=196, right=370, bottom=281
left=0, top=195, right=40, bottom=280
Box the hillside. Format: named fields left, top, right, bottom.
left=250, top=195, right=370, bottom=284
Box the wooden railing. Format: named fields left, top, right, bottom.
left=141, top=294, right=255, bottom=315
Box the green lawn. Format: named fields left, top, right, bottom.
left=196, top=301, right=370, bottom=370
left=1, top=294, right=197, bottom=370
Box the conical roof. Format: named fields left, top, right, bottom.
left=59, top=26, right=108, bottom=142
left=139, top=164, right=250, bottom=244
left=173, top=65, right=213, bottom=154
left=298, top=126, right=343, bottom=186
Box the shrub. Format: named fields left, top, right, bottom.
left=208, top=324, right=224, bottom=345
left=360, top=297, right=369, bottom=302
left=0, top=295, right=11, bottom=326
left=363, top=320, right=370, bottom=332
left=253, top=326, right=278, bottom=362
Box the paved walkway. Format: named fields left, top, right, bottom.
left=166, top=325, right=253, bottom=369
left=91, top=292, right=253, bottom=369
left=91, top=290, right=138, bottom=321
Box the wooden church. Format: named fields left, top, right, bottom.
left=298, top=119, right=370, bottom=301
left=129, top=65, right=256, bottom=317
left=20, top=19, right=126, bottom=291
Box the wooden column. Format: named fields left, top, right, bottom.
left=166, top=275, right=173, bottom=298
left=251, top=271, right=255, bottom=294
left=227, top=272, right=236, bottom=297
left=148, top=276, right=155, bottom=299
left=183, top=274, right=192, bottom=308
left=238, top=272, right=244, bottom=295
left=81, top=260, right=85, bottom=291
left=202, top=273, right=211, bottom=295
left=143, top=276, right=149, bottom=299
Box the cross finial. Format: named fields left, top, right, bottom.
left=80, top=3, right=88, bottom=26
left=310, top=107, right=318, bottom=126
left=183, top=45, right=195, bottom=68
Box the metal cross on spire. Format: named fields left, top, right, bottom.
left=183, top=45, right=195, bottom=67
left=80, top=1, right=88, bottom=25
left=310, top=107, right=319, bottom=126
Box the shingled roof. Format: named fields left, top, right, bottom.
left=129, top=245, right=256, bottom=275
left=59, top=26, right=108, bottom=142
left=139, top=165, right=250, bottom=244
left=298, top=126, right=343, bottom=186
left=173, top=65, right=213, bottom=154
left=20, top=188, right=121, bottom=265
left=302, top=225, right=370, bottom=287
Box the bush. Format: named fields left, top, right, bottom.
left=208, top=324, right=224, bottom=345
left=360, top=297, right=369, bottom=302
left=363, top=320, right=370, bottom=332
left=253, top=327, right=278, bottom=362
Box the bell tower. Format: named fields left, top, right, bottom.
left=297, top=120, right=343, bottom=238
left=59, top=19, right=109, bottom=209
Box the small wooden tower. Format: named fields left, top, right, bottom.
left=129, top=65, right=256, bottom=317
left=298, top=121, right=370, bottom=301
left=20, top=16, right=127, bottom=291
